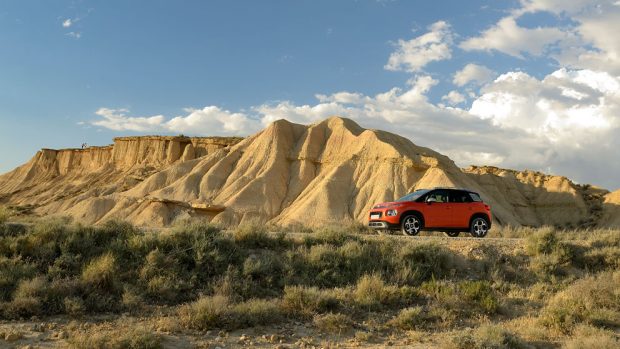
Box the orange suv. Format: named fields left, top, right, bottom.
left=368, top=188, right=492, bottom=238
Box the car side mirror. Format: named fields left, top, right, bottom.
left=426, top=197, right=437, bottom=204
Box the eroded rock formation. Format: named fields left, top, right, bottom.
left=0, top=117, right=617, bottom=228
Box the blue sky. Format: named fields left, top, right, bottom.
left=1, top=0, right=619, bottom=190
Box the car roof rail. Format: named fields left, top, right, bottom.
left=431, top=186, right=476, bottom=192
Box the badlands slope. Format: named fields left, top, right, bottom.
left=0, top=117, right=615, bottom=228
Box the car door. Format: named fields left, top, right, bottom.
left=422, top=189, right=452, bottom=227
left=449, top=190, right=474, bottom=228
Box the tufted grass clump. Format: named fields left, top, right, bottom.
left=313, top=312, right=353, bottom=334
left=178, top=295, right=283, bottom=330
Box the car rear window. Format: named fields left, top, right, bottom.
left=468, top=192, right=483, bottom=202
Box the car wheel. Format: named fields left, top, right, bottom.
left=444, top=231, right=459, bottom=237
left=470, top=217, right=489, bottom=238
left=401, top=214, right=422, bottom=236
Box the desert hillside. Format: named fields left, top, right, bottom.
left=0, top=117, right=616, bottom=228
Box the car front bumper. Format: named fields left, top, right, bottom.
left=368, top=220, right=400, bottom=230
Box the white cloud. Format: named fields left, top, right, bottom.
left=517, top=0, right=599, bottom=15
left=66, top=32, right=81, bottom=39
left=442, top=91, right=466, bottom=105
left=167, top=106, right=261, bottom=135
left=460, top=16, right=566, bottom=58
left=91, top=107, right=260, bottom=136
left=62, top=19, right=72, bottom=28
left=453, top=64, right=496, bottom=87
left=93, top=108, right=166, bottom=132
left=385, top=21, right=453, bottom=72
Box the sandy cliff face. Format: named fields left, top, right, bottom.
left=0, top=136, right=241, bottom=213
left=1, top=117, right=617, bottom=228
left=600, top=190, right=620, bottom=227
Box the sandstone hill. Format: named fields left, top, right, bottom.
left=0, top=117, right=616, bottom=228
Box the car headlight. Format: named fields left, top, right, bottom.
left=386, top=209, right=397, bottom=216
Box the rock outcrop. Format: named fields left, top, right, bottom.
left=0, top=117, right=617, bottom=228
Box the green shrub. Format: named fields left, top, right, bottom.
left=0, top=257, right=36, bottom=301
left=459, top=280, right=500, bottom=314
left=242, top=250, right=284, bottom=297
left=6, top=276, right=48, bottom=317
left=313, top=312, right=353, bottom=334
left=396, top=243, right=455, bottom=284
left=526, top=227, right=558, bottom=255
left=233, top=223, right=279, bottom=248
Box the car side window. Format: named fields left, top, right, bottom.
left=426, top=190, right=449, bottom=203
left=450, top=190, right=473, bottom=203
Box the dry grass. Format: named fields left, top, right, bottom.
left=68, top=326, right=162, bottom=349
left=1, top=219, right=619, bottom=347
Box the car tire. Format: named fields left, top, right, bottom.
left=444, top=231, right=459, bottom=237
left=401, top=214, right=422, bottom=236
left=470, top=217, right=489, bottom=238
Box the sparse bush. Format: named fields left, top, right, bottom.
left=0, top=206, right=9, bottom=225
left=82, top=252, right=117, bottom=291
left=526, top=228, right=578, bottom=278
left=282, top=285, right=342, bottom=318
left=178, top=295, right=229, bottom=330
left=448, top=325, right=530, bottom=349
left=228, top=298, right=283, bottom=328
left=313, top=312, right=353, bottom=334
left=420, top=278, right=499, bottom=320
left=389, top=306, right=426, bottom=330
left=473, top=324, right=530, bottom=349
left=540, top=271, right=620, bottom=332
left=178, top=295, right=283, bottom=330
left=310, top=227, right=352, bottom=245
left=525, top=227, right=558, bottom=255
left=64, top=296, right=86, bottom=316
left=354, top=274, right=401, bottom=308
left=562, top=325, right=619, bottom=349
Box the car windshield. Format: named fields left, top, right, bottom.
left=396, top=189, right=430, bottom=202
